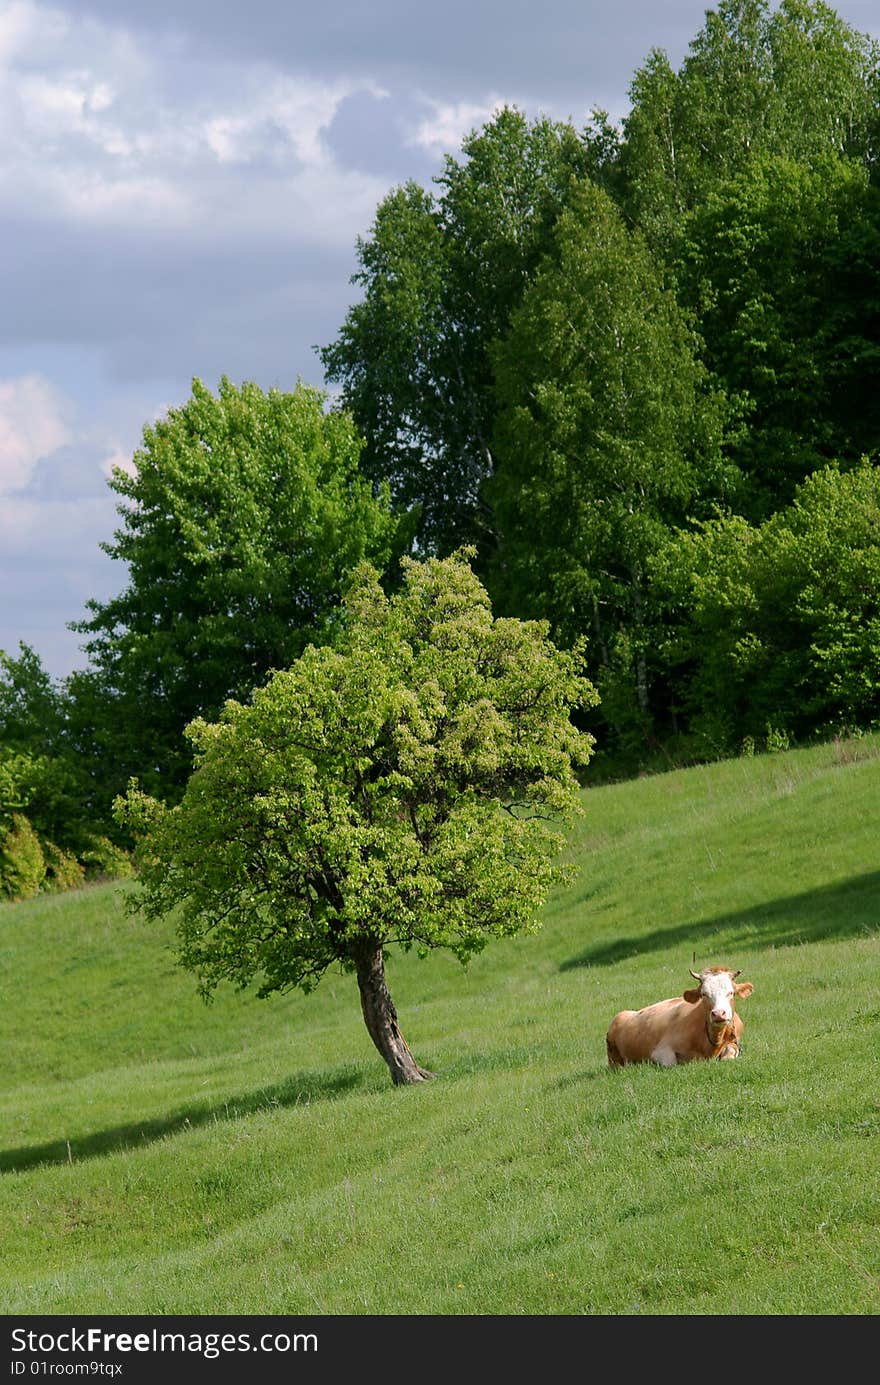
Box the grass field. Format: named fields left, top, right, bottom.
left=2, top=735, right=879, bottom=1314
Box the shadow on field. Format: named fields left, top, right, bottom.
left=0, top=1067, right=362, bottom=1175
left=560, top=869, right=880, bottom=970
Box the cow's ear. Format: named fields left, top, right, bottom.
left=735, top=981, right=754, bottom=999
left=683, top=987, right=702, bottom=1004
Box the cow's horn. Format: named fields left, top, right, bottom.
left=689, top=969, right=701, bottom=981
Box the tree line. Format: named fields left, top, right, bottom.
left=323, top=0, right=880, bottom=765
left=3, top=0, right=880, bottom=902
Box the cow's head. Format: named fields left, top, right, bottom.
left=683, top=966, right=753, bottom=1028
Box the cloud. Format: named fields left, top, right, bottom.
left=325, top=88, right=436, bottom=182
left=0, top=492, right=113, bottom=563
left=0, top=489, right=120, bottom=674
left=0, top=369, right=162, bottom=674
left=198, top=74, right=379, bottom=169
left=0, top=369, right=125, bottom=673
left=0, top=1, right=390, bottom=236
left=46, top=1, right=704, bottom=108
left=407, top=96, right=511, bottom=157
left=0, top=0, right=60, bottom=64
left=0, top=374, right=71, bottom=492
left=0, top=371, right=155, bottom=495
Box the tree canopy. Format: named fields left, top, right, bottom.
left=321, top=108, right=593, bottom=555
left=75, top=378, right=401, bottom=800
left=488, top=183, right=729, bottom=746
left=654, top=463, right=880, bottom=753
left=620, top=0, right=879, bottom=248
left=678, top=154, right=880, bottom=516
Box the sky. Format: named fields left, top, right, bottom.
left=2, top=0, right=878, bottom=679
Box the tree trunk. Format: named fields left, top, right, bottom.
left=355, top=944, right=434, bottom=1085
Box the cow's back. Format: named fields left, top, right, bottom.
left=606, top=996, right=693, bottom=1066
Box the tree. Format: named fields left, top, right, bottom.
left=678, top=154, right=880, bottom=516
left=0, top=644, right=86, bottom=855
left=74, top=378, right=401, bottom=803
left=0, top=643, right=64, bottom=756
left=321, top=108, right=593, bottom=556
left=0, top=645, right=128, bottom=893
left=487, top=183, right=729, bottom=751
left=653, top=462, right=880, bottom=752
left=619, top=0, right=879, bottom=251
left=117, top=552, right=596, bottom=1085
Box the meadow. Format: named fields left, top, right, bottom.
left=2, top=735, right=879, bottom=1315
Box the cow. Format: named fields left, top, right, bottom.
left=606, top=966, right=754, bottom=1068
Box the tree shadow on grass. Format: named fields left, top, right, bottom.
left=560, top=869, right=880, bottom=971
left=1, top=1066, right=363, bottom=1175
left=4, top=1040, right=553, bottom=1177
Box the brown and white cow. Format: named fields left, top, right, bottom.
left=606, top=966, right=754, bottom=1068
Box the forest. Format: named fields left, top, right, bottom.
left=2, top=0, right=879, bottom=900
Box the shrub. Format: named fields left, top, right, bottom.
left=0, top=814, right=46, bottom=900
left=43, top=842, right=86, bottom=892
left=81, top=836, right=132, bottom=881
left=655, top=463, right=880, bottom=751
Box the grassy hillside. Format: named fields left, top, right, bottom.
left=2, top=735, right=879, bottom=1314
